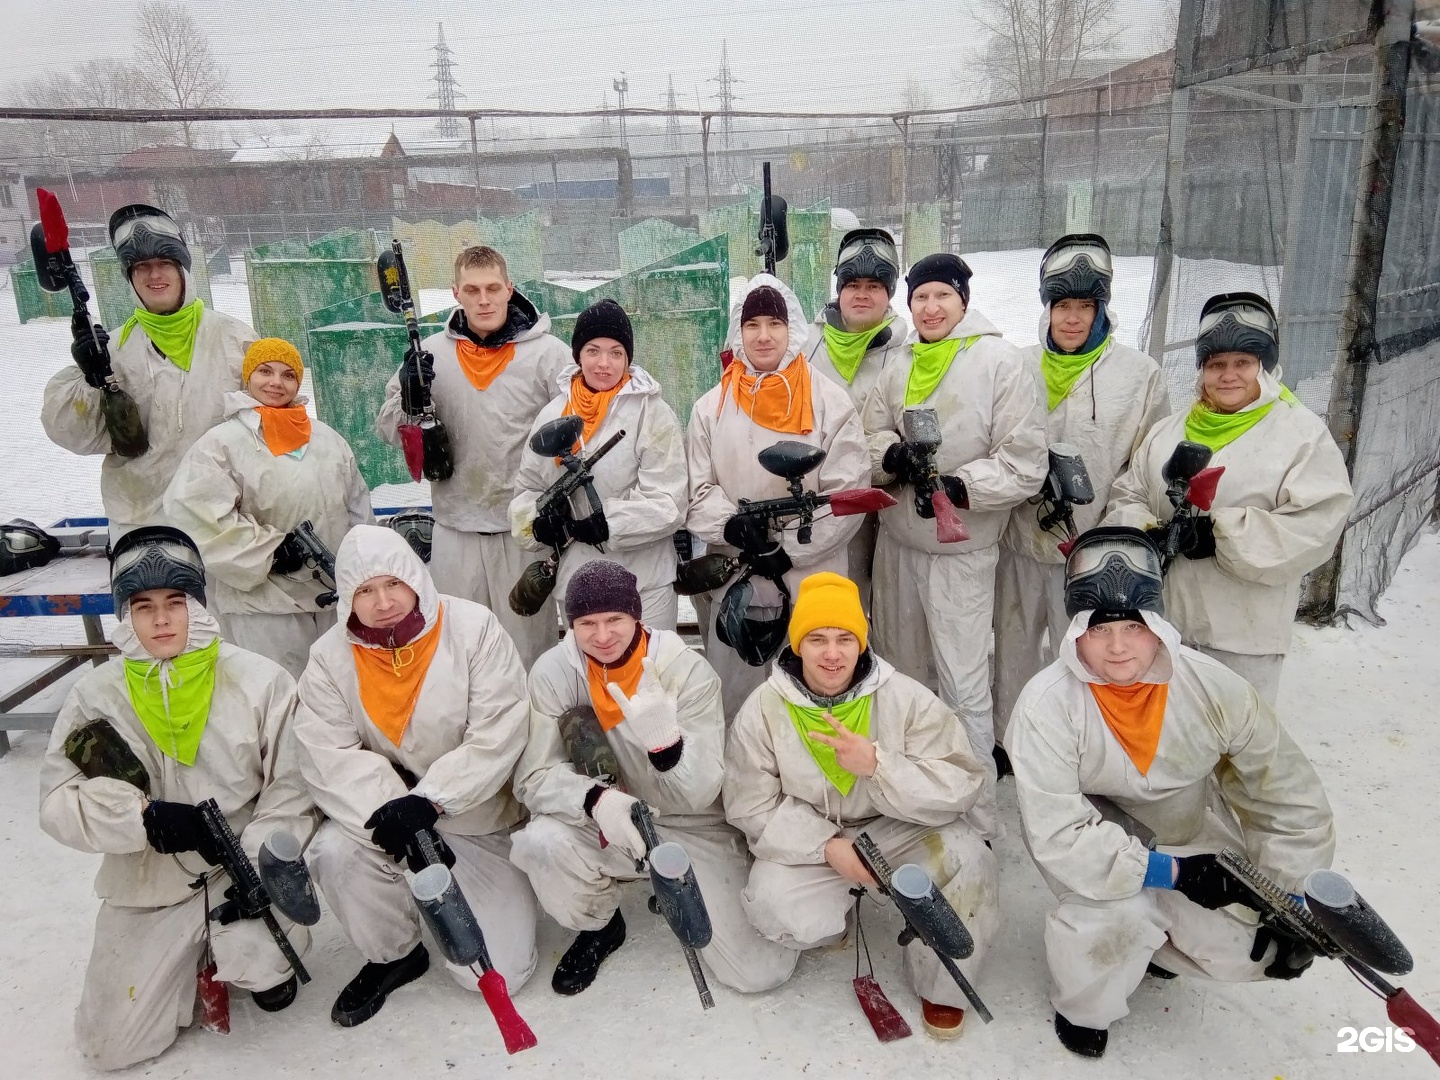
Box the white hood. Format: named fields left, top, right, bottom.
left=551, top=361, right=662, bottom=399
left=905, top=305, right=1004, bottom=346
left=1058, top=608, right=1182, bottom=686
left=335, top=524, right=441, bottom=642
left=727, top=273, right=810, bottom=373
left=1035, top=304, right=1122, bottom=347
left=1190, top=364, right=1290, bottom=412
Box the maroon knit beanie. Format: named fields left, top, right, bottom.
left=740, top=285, right=789, bottom=326
left=565, top=560, right=643, bottom=624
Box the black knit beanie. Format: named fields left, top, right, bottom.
left=571, top=298, right=634, bottom=362
left=906, top=253, right=973, bottom=305
left=565, top=560, right=643, bottom=624
left=740, top=285, right=789, bottom=325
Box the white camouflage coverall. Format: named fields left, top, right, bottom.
left=293, top=526, right=538, bottom=992
left=994, top=320, right=1169, bottom=744
left=686, top=275, right=869, bottom=719
left=41, top=300, right=256, bottom=535
left=862, top=308, right=1048, bottom=838
left=723, top=653, right=1000, bottom=1009
left=510, top=363, right=688, bottom=630
left=39, top=613, right=316, bottom=1072
left=1105, top=370, right=1353, bottom=703
left=376, top=297, right=571, bottom=668
left=1007, top=609, right=1335, bottom=1030
left=164, top=390, right=374, bottom=678
left=510, top=628, right=798, bottom=992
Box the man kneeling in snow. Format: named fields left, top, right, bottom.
left=724, top=572, right=1000, bottom=1039
left=1007, top=526, right=1335, bottom=1059
left=39, top=527, right=315, bottom=1071
left=511, top=560, right=797, bottom=995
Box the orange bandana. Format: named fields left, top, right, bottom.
left=455, top=340, right=516, bottom=391
left=1089, top=681, right=1169, bottom=775
left=717, top=355, right=815, bottom=434
left=256, top=405, right=311, bottom=456
left=562, top=372, right=629, bottom=451
left=351, top=606, right=445, bottom=747
left=585, top=628, right=649, bottom=732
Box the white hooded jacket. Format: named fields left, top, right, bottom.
left=863, top=308, right=1048, bottom=554
left=686, top=275, right=869, bottom=591
left=514, top=628, right=726, bottom=828
left=293, top=525, right=530, bottom=841
left=41, top=306, right=257, bottom=530
left=164, top=390, right=373, bottom=615
left=723, top=652, right=987, bottom=866
left=510, top=363, right=687, bottom=595
left=39, top=600, right=316, bottom=908
left=1002, top=313, right=1170, bottom=564
left=1007, top=609, right=1335, bottom=901
left=376, top=296, right=573, bottom=533
left=1105, top=372, right=1353, bottom=654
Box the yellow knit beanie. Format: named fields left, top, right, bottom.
left=242, top=338, right=304, bottom=383
left=788, top=571, right=868, bottom=652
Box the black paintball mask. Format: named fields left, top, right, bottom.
left=388, top=509, right=435, bottom=564
left=109, top=525, right=206, bottom=612
left=108, top=203, right=191, bottom=276
left=835, top=228, right=900, bottom=297
left=0, top=519, right=61, bottom=577
left=1063, top=526, right=1164, bottom=622
left=716, top=570, right=792, bottom=667
left=1195, top=291, right=1279, bottom=372
left=1039, top=233, right=1113, bottom=306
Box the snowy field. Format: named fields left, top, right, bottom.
left=4, top=251, right=1439, bottom=1077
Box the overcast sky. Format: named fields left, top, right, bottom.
left=1, top=0, right=1176, bottom=115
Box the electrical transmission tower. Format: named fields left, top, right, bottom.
left=664, top=75, right=682, bottom=152
left=612, top=72, right=629, bottom=148
left=429, top=23, right=464, bottom=139
left=709, top=41, right=739, bottom=182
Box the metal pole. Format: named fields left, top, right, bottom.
left=701, top=115, right=712, bottom=213
left=469, top=115, right=481, bottom=218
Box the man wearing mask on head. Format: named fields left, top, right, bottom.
left=42, top=205, right=256, bottom=537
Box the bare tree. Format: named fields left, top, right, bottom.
left=134, top=1, right=228, bottom=147
left=971, top=0, right=1122, bottom=116
left=7, top=58, right=167, bottom=164
left=1148, top=0, right=1182, bottom=53
left=901, top=77, right=934, bottom=114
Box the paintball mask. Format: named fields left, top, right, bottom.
left=1039, top=233, right=1113, bottom=306
left=388, top=508, right=435, bottom=563
left=1063, top=526, right=1164, bottom=620
left=108, top=203, right=191, bottom=275
left=1195, top=291, right=1279, bottom=372
left=715, top=570, right=792, bottom=667
left=109, top=525, right=207, bottom=611
left=835, top=228, right=900, bottom=296
left=0, top=518, right=61, bottom=577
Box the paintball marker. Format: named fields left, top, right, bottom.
left=196, top=798, right=311, bottom=985
left=1156, top=440, right=1225, bottom=573
left=378, top=240, right=454, bottom=483
left=852, top=831, right=993, bottom=1024
left=509, top=415, right=627, bottom=617
left=409, top=828, right=538, bottom=1054
left=1034, top=442, right=1095, bottom=555
left=755, top=162, right=790, bottom=276
left=672, top=440, right=896, bottom=596
left=290, top=520, right=338, bottom=608
left=900, top=407, right=968, bottom=544
left=1218, top=850, right=1440, bottom=1066
left=631, top=800, right=716, bottom=1010
left=30, top=188, right=148, bottom=458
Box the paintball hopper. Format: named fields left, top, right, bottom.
left=376, top=249, right=407, bottom=313
left=412, top=861, right=489, bottom=967
left=258, top=830, right=321, bottom=927
left=759, top=440, right=825, bottom=482
left=558, top=705, right=623, bottom=782
left=509, top=556, right=557, bottom=617
left=892, top=863, right=975, bottom=959
left=531, top=414, right=585, bottom=458
left=29, top=221, right=71, bottom=293
left=901, top=408, right=968, bottom=544
left=1162, top=441, right=1214, bottom=500
left=1047, top=442, right=1095, bottom=506
left=646, top=841, right=714, bottom=951
left=673, top=552, right=740, bottom=596
left=61, top=718, right=151, bottom=795
left=1304, top=869, right=1414, bottom=977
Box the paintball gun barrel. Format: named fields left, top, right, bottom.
left=852, top=831, right=992, bottom=1023
left=632, top=800, right=716, bottom=1010
left=290, top=520, right=338, bottom=607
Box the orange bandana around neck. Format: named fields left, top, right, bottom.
left=256, top=405, right=312, bottom=456
left=585, top=628, right=649, bottom=732
left=351, top=606, right=445, bottom=747
left=455, top=340, right=517, bottom=391
left=1089, top=681, right=1169, bottom=775
left=717, top=355, right=815, bottom=434
left=563, top=372, right=629, bottom=450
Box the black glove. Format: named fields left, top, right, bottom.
left=399, top=346, right=436, bottom=415
left=70, top=311, right=112, bottom=390
left=364, top=794, right=440, bottom=864
left=723, top=513, right=770, bottom=554
left=1181, top=516, right=1217, bottom=561
left=531, top=510, right=570, bottom=549
left=569, top=510, right=610, bottom=548
left=742, top=543, right=793, bottom=580
left=1251, top=925, right=1316, bottom=980
left=1172, top=854, right=1263, bottom=911
left=142, top=800, right=221, bottom=865
left=1144, top=524, right=1167, bottom=548
left=211, top=883, right=266, bottom=925
left=939, top=474, right=969, bottom=510
left=882, top=440, right=927, bottom=486
left=270, top=531, right=308, bottom=575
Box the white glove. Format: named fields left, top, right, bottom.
left=590, top=788, right=647, bottom=862
left=607, top=658, right=682, bottom=752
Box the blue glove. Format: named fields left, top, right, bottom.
left=1144, top=851, right=1177, bottom=889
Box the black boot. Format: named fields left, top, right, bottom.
left=551, top=910, right=626, bottom=995
left=332, top=943, right=430, bottom=1028
left=1055, top=1012, right=1108, bottom=1058
left=251, top=974, right=298, bottom=1013
left=993, top=745, right=1013, bottom=779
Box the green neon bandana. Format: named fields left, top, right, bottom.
left=784, top=695, right=874, bottom=795
left=117, top=298, right=205, bottom=371
left=905, top=336, right=978, bottom=406
left=123, top=637, right=220, bottom=766
left=1041, top=335, right=1111, bottom=411
left=822, top=317, right=893, bottom=384
left=1184, top=385, right=1299, bottom=452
